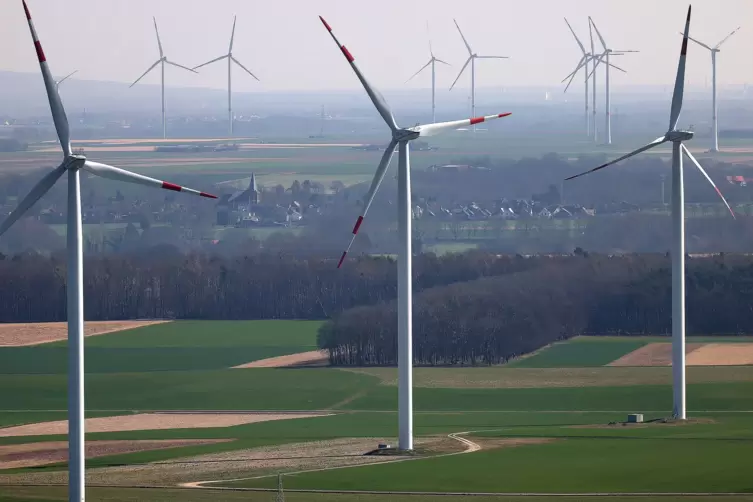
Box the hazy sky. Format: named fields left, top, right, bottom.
left=2, top=0, right=752, bottom=93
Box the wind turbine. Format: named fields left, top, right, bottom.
left=320, top=15, right=510, bottom=450
left=192, top=16, right=260, bottom=137
left=449, top=19, right=508, bottom=132
left=130, top=17, right=197, bottom=139
left=13, top=3, right=217, bottom=500
left=681, top=26, right=741, bottom=152
left=562, top=18, right=593, bottom=137
left=406, top=22, right=450, bottom=124
left=589, top=17, right=639, bottom=145
left=566, top=5, right=735, bottom=421
left=55, top=69, right=77, bottom=90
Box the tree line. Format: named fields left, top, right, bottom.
left=319, top=252, right=753, bottom=366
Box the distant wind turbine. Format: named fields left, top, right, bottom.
left=449, top=19, right=508, bottom=132
left=192, top=16, right=260, bottom=137
left=55, top=69, right=78, bottom=91
left=589, top=17, right=639, bottom=145
left=130, top=18, right=197, bottom=139
left=680, top=25, right=741, bottom=152
left=406, top=22, right=450, bottom=123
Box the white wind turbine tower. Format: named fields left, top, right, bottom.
left=192, top=16, right=260, bottom=137
left=12, top=3, right=217, bottom=500
left=562, top=18, right=593, bottom=138
left=130, top=18, right=197, bottom=139
left=681, top=25, right=741, bottom=152
left=449, top=19, right=508, bottom=132
left=566, top=5, right=735, bottom=420
left=55, top=70, right=78, bottom=91
left=589, top=17, right=639, bottom=145
left=320, top=15, right=511, bottom=450
left=406, top=22, right=450, bottom=124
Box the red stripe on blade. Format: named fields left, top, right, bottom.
left=34, top=41, right=46, bottom=63
left=200, top=192, right=218, bottom=199
left=498, top=113, right=512, bottom=118
left=319, top=16, right=332, bottom=32
left=23, top=1, right=31, bottom=19
left=352, top=215, right=364, bottom=235
left=470, top=117, right=485, bottom=125
left=341, top=46, right=355, bottom=62
left=162, top=182, right=182, bottom=192
left=337, top=251, right=347, bottom=268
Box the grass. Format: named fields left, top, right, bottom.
left=0, top=368, right=379, bottom=412
left=343, top=366, right=753, bottom=389
left=340, top=381, right=753, bottom=412
left=507, top=337, right=650, bottom=368
left=7, top=487, right=753, bottom=502
left=0, top=321, right=321, bottom=374
left=228, top=414, right=753, bottom=494
left=507, top=336, right=753, bottom=369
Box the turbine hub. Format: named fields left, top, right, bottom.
left=395, top=128, right=420, bottom=142
left=63, top=154, right=86, bottom=170
left=667, top=130, right=693, bottom=142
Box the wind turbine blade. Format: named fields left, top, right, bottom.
left=319, top=17, right=398, bottom=131
left=684, top=33, right=712, bottom=51
left=453, top=19, right=473, bottom=55
left=229, top=15, right=237, bottom=52
left=22, top=1, right=72, bottom=157
left=426, top=20, right=434, bottom=57
left=153, top=17, right=164, bottom=57
left=565, top=136, right=667, bottom=181
left=405, top=60, right=432, bottom=83
left=587, top=54, right=626, bottom=79
left=681, top=144, right=736, bottom=219
left=164, top=60, right=198, bottom=73
left=337, top=140, right=398, bottom=268
left=434, top=58, right=451, bottom=66
left=475, top=55, right=509, bottom=59
left=563, top=58, right=586, bottom=93
left=589, top=17, right=596, bottom=57
left=231, top=56, right=260, bottom=81
left=191, top=54, right=228, bottom=71
left=449, top=57, right=472, bottom=90
left=0, top=164, right=65, bottom=237
left=57, top=70, right=78, bottom=86
left=669, top=6, right=692, bottom=131
left=130, top=60, right=161, bottom=87
left=564, top=17, right=587, bottom=55
left=413, top=112, right=512, bottom=137
left=83, top=161, right=217, bottom=199
left=715, top=26, right=741, bottom=49
left=589, top=16, right=608, bottom=51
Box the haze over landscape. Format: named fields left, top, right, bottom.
left=1, top=1, right=753, bottom=501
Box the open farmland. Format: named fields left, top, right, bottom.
left=0, top=322, right=752, bottom=500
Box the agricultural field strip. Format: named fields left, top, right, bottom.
left=187, top=430, right=482, bottom=488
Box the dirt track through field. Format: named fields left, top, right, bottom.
left=0, top=412, right=331, bottom=437
left=608, top=343, right=704, bottom=366
left=0, top=320, right=171, bottom=347
left=233, top=350, right=329, bottom=368
left=0, top=439, right=229, bottom=470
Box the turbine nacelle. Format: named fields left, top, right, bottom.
left=666, top=130, right=694, bottom=142
left=63, top=155, right=87, bottom=170
left=395, top=129, right=421, bottom=142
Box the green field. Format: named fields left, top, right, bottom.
left=0, top=320, right=321, bottom=374
left=508, top=336, right=753, bottom=368
left=1, top=322, right=752, bottom=499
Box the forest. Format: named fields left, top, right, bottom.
left=1, top=249, right=751, bottom=365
